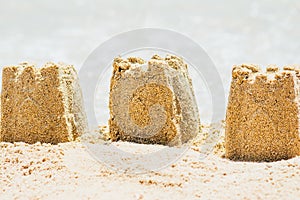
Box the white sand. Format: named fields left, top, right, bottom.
left=1, top=123, right=300, bottom=199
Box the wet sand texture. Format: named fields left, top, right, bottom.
left=109, top=55, right=200, bottom=146
left=225, top=64, right=300, bottom=161
left=0, top=62, right=87, bottom=144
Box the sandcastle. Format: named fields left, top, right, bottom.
left=225, top=64, right=300, bottom=161
left=109, top=55, right=200, bottom=146
left=0, top=62, right=87, bottom=144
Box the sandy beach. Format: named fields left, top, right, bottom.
left=1, top=123, right=299, bottom=199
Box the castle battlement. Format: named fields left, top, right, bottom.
left=232, top=64, right=300, bottom=84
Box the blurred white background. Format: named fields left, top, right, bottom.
left=0, top=0, right=299, bottom=123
